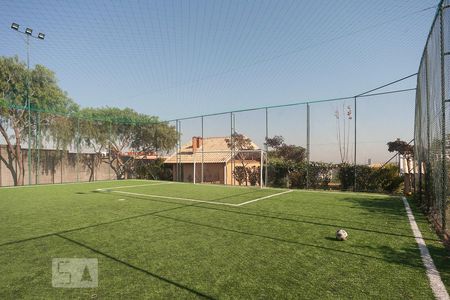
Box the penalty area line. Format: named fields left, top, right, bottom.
left=97, top=188, right=293, bottom=208
left=108, top=190, right=238, bottom=207
left=402, top=197, right=449, bottom=300
left=236, top=190, right=293, bottom=206
left=95, top=182, right=173, bottom=191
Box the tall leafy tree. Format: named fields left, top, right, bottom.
left=0, top=56, right=78, bottom=185
left=387, top=138, right=414, bottom=191
left=225, top=132, right=256, bottom=185
left=387, top=138, right=413, bottom=174
left=78, top=107, right=177, bottom=180
left=265, top=135, right=306, bottom=187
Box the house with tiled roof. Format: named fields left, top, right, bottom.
left=165, top=136, right=262, bottom=185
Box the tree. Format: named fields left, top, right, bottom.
left=132, top=120, right=178, bottom=154
left=334, top=104, right=352, bottom=163
left=387, top=138, right=414, bottom=192
left=135, top=158, right=173, bottom=180
left=337, top=163, right=402, bottom=193
left=265, top=135, right=284, bottom=149
left=225, top=132, right=255, bottom=186
left=78, top=107, right=177, bottom=180
left=0, top=56, right=78, bottom=185
left=387, top=138, right=413, bottom=174
left=265, top=135, right=306, bottom=187
left=265, top=135, right=305, bottom=163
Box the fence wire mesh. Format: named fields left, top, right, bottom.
left=414, top=0, right=449, bottom=236
left=1, top=81, right=416, bottom=192
left=0, top=28, right=423, bottom=194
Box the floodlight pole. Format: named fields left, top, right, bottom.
left=11, top=23, right=45, bottom=185
left=26, top=35, right=31, bottom=185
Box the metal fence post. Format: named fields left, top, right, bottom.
left=354, top=96, right=357, bottom=191
left=201, top=116, right=204, bottom=184
left=260, top=149, right=263, bottom=188
left=424, top=49, right=432, bottom=211
left=439, top=4, right=447, bottom=232
left=306, top=103, right=310, bottom=189
left=109, top=121, right=112, bottom=180
left=176, top=120, right=181, bottom=182
left=230, top=112, right=234, bottom=186
left=265, top=108, right=269, bottom=187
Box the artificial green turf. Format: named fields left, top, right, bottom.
left=0, top=180, right=448, bottom=299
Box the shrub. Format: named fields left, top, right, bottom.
left=135, top=158, right=172, bottom=180
left=232, top=166, right=247, bottom=186
left=337, top=163, right=402, bottom=193
left=266, top=159, right=289, bottom=188
left=376, top=164, right=403, bottom=193
left=247, top=166, right=260, bottom=186
left=267, top=161, right=333, bottom=190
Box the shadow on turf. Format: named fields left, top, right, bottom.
left=56, top=234, right=216, bottom=299
left=153, top=214, right=426, bottom=269
left=107, top=193, right=439, bottom=242
left=353, top=244, right=424, bottom=269
left=3, top=191, right=437, bottom=253
left=275, top=195, right=408, bottom=217
left=0, top=204, right=195, bottom=248
left=93, top=187, right=408, bottom=229
left=338, top=197, right=407, bottom=216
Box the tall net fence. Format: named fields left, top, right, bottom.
left=414, top=0, right=450, bottom=236
left=1, top=75, right=416, bottom=190
left=0, top=105, right=177, bottom=186
left=167, top=79, right=416, bottom=191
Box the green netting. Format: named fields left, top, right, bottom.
left=414, top=1, right=449, bottom=234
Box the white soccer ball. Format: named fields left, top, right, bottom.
left=336, top=229, right=348, bottom=241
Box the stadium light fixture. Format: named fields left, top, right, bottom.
left=10, top=22, right=46, bottom=185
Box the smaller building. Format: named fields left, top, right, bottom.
left=165, top=136, right=262, bottom=185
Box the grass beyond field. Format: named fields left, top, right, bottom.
left=0, top=180, right=448, bottom=299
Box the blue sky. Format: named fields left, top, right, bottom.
left=0, top=0, right=438, bottom=163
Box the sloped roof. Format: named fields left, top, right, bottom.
left=165, top=136, right=260, bottom=164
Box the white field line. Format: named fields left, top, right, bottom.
left=0, top=179, right=121, bottom=189
left=109, top=190, right=238, bottom=207
left=168, top=180, right=283, bottom=191
left=0, top=179, right=157, bottom=189
left=402, top=197, right=449, bottom=300
left=95, top=182, right=173, bottom=191
left=235, top=190, right=293, bottom=206
left=292, top=189, right=388, bottom=198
